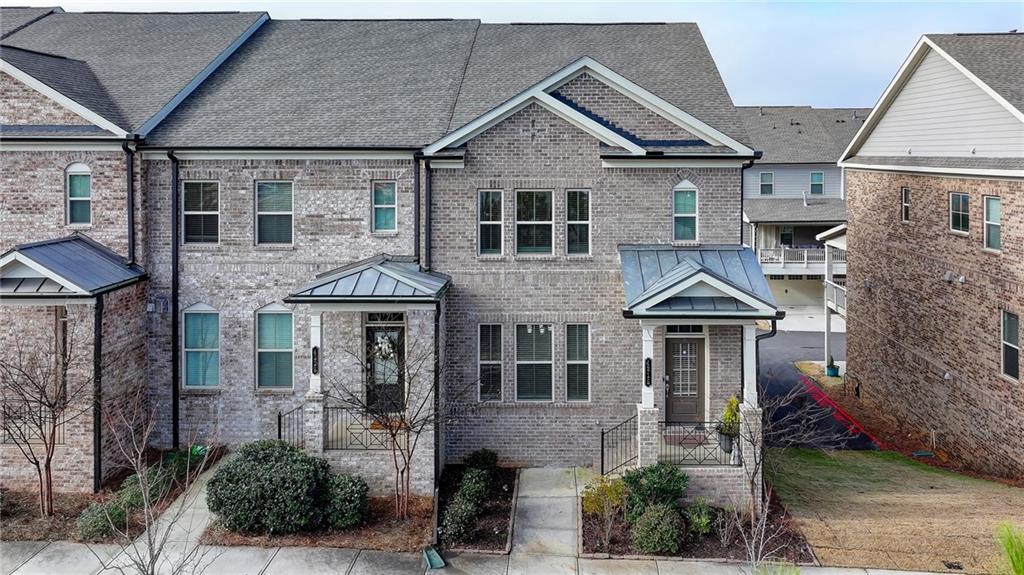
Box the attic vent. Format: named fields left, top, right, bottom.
left=789, top=119, right=800, bottom=126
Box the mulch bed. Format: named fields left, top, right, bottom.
left=0, top=490, right=101, bottom=541
left=200, top=495, right=433, bottom=552
left=581, top=495, right=814, bottom=563
left=437, top=465, right=517, bottom=551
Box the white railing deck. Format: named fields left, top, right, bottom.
left=757, top=247, right=846, bottom=268
left=825, top=279, right=847, bottom=315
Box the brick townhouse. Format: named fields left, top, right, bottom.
left=1, top=8, right=779, bottom=507
left=837, top=32, right=1024, bottom=478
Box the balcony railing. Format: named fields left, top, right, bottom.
left=658, top=421, right=741, bottom=466
left=825, top=280, right=847, bottom=315
left=758, top=247, right=846, bottom=268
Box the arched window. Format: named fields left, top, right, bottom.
left=672, top=180, right=698, bottom=242
left=183, top=303, right=220, bottom=388
left=65, top=163, right=92, bottom=225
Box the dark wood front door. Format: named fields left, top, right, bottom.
left=665, top=338, right=704, bottom=424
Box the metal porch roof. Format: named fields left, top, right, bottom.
left=0, top=234, right=145, bottom=297
left=287, top=255, right=450, bottom=303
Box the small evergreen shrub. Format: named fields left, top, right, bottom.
left=117, top=467, right=173, bottom=510
left=631, top=503, right=683, bottom=555
left=326, top=474, right=369, bottom=530
left=441, top=495, right=477, bottom=543
left=719, top=396, right=741, bottom=437
left=684, top=498, right=712, bottom=537
left=581, top=475, right=627, bottom=550
left=207, top=439, right=331, bottom=534
left=622, top=463, right=689, bottom=523
left=458, top=467, right=490, bottom=508
left=77, top=501, right=125, bottom=541
left=464, top=449, right=498, bottom=473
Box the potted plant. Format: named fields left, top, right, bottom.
left=716, top=396, right=740, bottom=454
left=826, top=356, right=840, bottom=377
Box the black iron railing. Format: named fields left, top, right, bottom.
left=1, top=402, right=65, bottom=445
left=659, top=421, right=739, bottom=466
left=277, top=404, right=304, bottom=448
left=600, top=414, right=637, bottom=475
left=324, top=406, right=401, bottom=451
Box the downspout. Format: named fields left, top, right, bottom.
left=168, top=151, right=180, bottom=450
left=92, top=295, right=104, bottom=492
left=413, top=155, right=421, bottom=262
left=739, top=152, right=761, bottom=245
left=749, top=319, right=778, bottom=401
left=122, top=142, right=136, bottom=264
left=423, top=159, right=433, bottom=271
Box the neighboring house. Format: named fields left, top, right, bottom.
left=838, top=32, right=1024, bottom=478
left=0, top=10, right=778, bottom=508
left=738, top=106, right=867, bottom=308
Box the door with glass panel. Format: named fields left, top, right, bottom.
left=366, top=316, right=405, bottom=413
left=664, top=338, right=704, bottom=423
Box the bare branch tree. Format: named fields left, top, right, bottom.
left=0, top=305, right=94, bottom=516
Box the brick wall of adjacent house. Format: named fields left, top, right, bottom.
left=431, top=102, right=745, bottom=467
left=0, top=304, right=97, bottom=493
left=142, top=158, right=418, bottom=449
left=0, top=71, right=91, bottom=125
left=845, top=168, right=1024, bottom=478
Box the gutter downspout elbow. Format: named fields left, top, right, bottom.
left=122, top=141, right=136, bottom=264
left=167, top=151, right=180, bottom=450
left=739, top=151, right=761, bottom=245
left=750, top=319, right=778, bottom=402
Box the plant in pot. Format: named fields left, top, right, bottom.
left=716, top=396, right=740, bottom=454
left=826, top=356, right=840, bottom=377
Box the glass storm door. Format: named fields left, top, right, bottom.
left=665, top=338, right=704, bottom=423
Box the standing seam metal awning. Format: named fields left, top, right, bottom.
left=284, top=255, right=450, bottom=303
left=0, top=234, right=145, bottom=298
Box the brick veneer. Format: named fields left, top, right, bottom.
left=845, top=168, right=1024, bottom=477
left=0, top=72, right=91, bottom=125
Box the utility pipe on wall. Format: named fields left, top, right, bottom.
left=167, top=151, right=180, bottom=450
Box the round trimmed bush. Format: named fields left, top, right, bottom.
left=327, top=474, right=369, bottom=530
left=207, top=439, right=331, bottom=534
left=631, top=503, right=683, bottom=555
left=622, top=462, right=689, bottom=523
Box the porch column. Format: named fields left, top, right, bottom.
left=743, top=324, right=758, bottom=408
left=308, top=311, right=323, bottom=396
left=637, top=323, right=660, bottom=467
left=641, top=325, right=655, bottom=408
left=824, top=246, right=833, bottom=364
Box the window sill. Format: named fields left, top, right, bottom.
left=476, top=254, right=507, bottom=261
left=513, top=254, right=558, bottom=261
left=254, top=244, right=295, bottom=251
left=66, top=224, right=92, bottom=230
left=565, top=254, right=593, bottom=261
left=948, top=230, right=970, bottom=237
left=181, top=387, right=221, bottom=396
left=256, top=387, right=296, bottom=395
left=671, top=240, right=700, bottom=247
left=370, top=231, right=400, bottom=237
left=982, top=247, right=1003, bottom=256
left=182, top=243, right=221, bottom=251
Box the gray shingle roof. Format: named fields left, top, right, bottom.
left=927, top=33, right=1024, bottom=115
left=844, top=155, right=1024, bottom=172
left=0, top=6, right=61, bottom=38
left=618, top=245, right=776, bottom=315
left=287, top=255, right=450, bottom=302
left=2, top=11, right=267, bottom=132
left=1, top=234, right=145, bottom=296
left=1, top=124, right=112, bottom=137
left=145, top=19, right=479, bottom=148
left=743, top=198, right=846, bottom=224
left=738, top=106, right=868, bottom=164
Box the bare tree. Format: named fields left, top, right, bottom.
left=0, top=305, right=94, bottom=516
left=322, top=314, right=476, bottom=520
left=92, top=387, right=218, bottom=575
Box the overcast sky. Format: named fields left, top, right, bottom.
left=4, top=1, right=1022, bottom=108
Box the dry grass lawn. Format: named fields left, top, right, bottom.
left=768, top=448, right=1024, bottom=574
left=794, top=361, right=844, bottom=390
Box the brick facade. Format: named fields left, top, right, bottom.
left=0, top=71, right=91, bottom=125
left=845, top=168, right=1024, bottom=477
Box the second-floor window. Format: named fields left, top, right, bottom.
left=949, top=192, right=969, bottom=233
left=478, top=190, right=502, bottom=255
left=256, top=181, right=293, bottom=244
left=183, top=182, right=219, bottom=243
left=66, top=163, right=91, bottom=225
left=1002, top=310, right=1019, bottom=380
left=673, top=187, right=698, bottom=242
left=900, top=187, right=910, bottom=222
left=372, top=181, right=397, bottom=233
left=759, top=172, right=773, bottom=195
left=985, top=196, right=1001, bottom=251
left=516, top=190, right=552, bottom=254
left=780, top=225, right=794, bottom=246
left=566, top=189, right=590, bottom=255
left=810, top=172, right=824, bottom=195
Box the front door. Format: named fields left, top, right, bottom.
left=665, top=338, right=704, bottom=424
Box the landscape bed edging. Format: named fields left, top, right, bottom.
left=445, top=467, right=520, bottom=555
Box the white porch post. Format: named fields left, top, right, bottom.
left=641, top=325, right=655, bottom=408
left=743, top=324, right=758, bottom=408
left=824, top=246, right=833, bottom=364
left=308, top=311, right=323, bottom=396
left=636, top=323, right=660, bottom=467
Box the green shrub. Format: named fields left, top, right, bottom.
left=631, top=503, right=683, bottom=555
left=998, top=523, right=1024, bottom=575
left=441, top=495, right=477, bottom=543
left=622, top=463, right=689, bottom=523
left=117, top=467, right=173, bottom=510
left=684, top=498, right=712, bottom=537
left=582, top=475, right=627, bottom=550
left=458, top=467, right=489, bottom=508
left=326, top=474, right=369, bottom=530
left=719, top=396, right=741, bottom=437
left=464, top=449, right=498, bottom=473
left=76, top=501, right=126, bottom=541
left=207, top=439, right=331, bottom=534
left=164, top=446, right=208, bottom=480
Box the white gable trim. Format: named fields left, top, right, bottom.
left=0, top=251, right=89, bottom=295
left=424, top=57, right=752, bottom=157
left=632, top=272, right=775, bottom=315
left=842, top=161, right=1024, bottom=179
left=0, top=61, right=128, bottom=138
left=841, top=37, right=1024, bottom=164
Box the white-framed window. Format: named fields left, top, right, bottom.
left=566, top=324, right=590, bottom=402
left=183, top=306, right=219, bottom=388
left=759, top=172, right=774, bottom=195
left=810, top=171, right=824, bottom=195
left=949, top=192, right=969, bottom=233
left=780, top=225, right=794, bottom=246
left=478, top=190, right=502, bottom=255
left=566, top=189, right=590, bottom=255
left=183, top=181, right=220, bottom=243
left=984, top=196, right=1001, bottom=251
left=515, top=323, right=552, bottom=401
left=1002, top=310, right=1019, bottom=381
left=372, top=181, right=397, bottom=233
left=516, top=190, right=553, bottom=254
left=255, top=181, right=293, bottom=244
left=256, top=305, right=293, bottom=389
left=478, top=324, right=502, bottom=401
left=900, top=187, right=910, bottom=223
left=673, top=185, right=698, bottom=242
left=66, top=163, right=92, bottom=225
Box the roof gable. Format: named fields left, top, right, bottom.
left=286, top=255, right=450, bottom=303
left=0, top=234, right=145, bottom=297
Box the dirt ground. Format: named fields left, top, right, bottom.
left=768, top=448, right=1024, bottom=574
left=0, top=490, right=100, bottom=541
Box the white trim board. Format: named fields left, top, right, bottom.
left=0, top=251, right=90, bottom=295
left=602, top=158, right=747, bottom=169
left=139, top=149, right=415, bottom=161
left=632, top=273, right=776, bottom=317
left=842, top=162, right=1024, bottom=179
